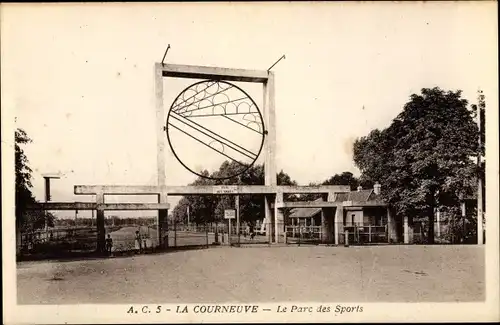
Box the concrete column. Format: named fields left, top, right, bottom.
left=403, top=215, right=413, bottom=244
left=235, top=195, right=240, bottom=238
left=321, top=209, right=326, bottom=243
left=387, top=208, right=397, bottom=243
left=155, top=63, right=166, bottom=187
left=477, top=179, right=484, bottom=245
left=263, top=72, right=276, bottom=187
left=264, top=196, right=274, bottom=242
left=461, top=201, right=466, bottom=243
left=320, top=207, right=334, bottom=244
left=334, top=206, right=343, bottom=245
left=274, top=192, right=284, bottom=243
left=96, top=192, right=106, bottom=253
left=436, top=208, right=441, bottom=238
left=158, top=192, right=169, bottom=248
left=155, top=63, right=169, bottom=249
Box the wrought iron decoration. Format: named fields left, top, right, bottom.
left=166, top=80, right=266, bottom=180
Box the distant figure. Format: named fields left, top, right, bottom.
left=249, top=225, right=255, bottom=240
left=134, top=230, right=142, bottom=254
left=142, top=235, right=148, bottom=252
left=105, top=234, right=113, bottom=256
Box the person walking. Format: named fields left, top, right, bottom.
left=105, top=234, right=113, bottom=256
left=134, top=230, right=142, bottom=254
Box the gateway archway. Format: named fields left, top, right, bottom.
left=28, top=62, right=352, bottom=252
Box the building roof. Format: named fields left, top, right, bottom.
left=334, top=189, right=386, bottom=204
left=288, top=198, right=323, bottom=219
left=289, top=189, right=386, bottom=219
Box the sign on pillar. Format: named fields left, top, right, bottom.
left=225, top=209, right=236, bottom=245
left=235, top=196, right=240, bottom=242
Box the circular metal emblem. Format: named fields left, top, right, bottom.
left=166, top=80, right=266, bottom=180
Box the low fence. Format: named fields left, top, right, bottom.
left=342, top=225, right=388, bottom=245
left=17, top=222, right=275, bottom=259
left=286, top=226, right=322, bottom=245
left=162, top=221, right=273, bottom=247
left=18, top=217, right=482, bottom=259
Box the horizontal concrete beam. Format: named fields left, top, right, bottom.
left=74, top=185, right=351, bottom=195
left=275, top=201, right=388, bottom=209
left=274, top=201, right=341, bottom=209
left=26, top=202, right=170, bottom=211
left=159, top=63, right=269, bottom=83
left=344, top=201, right=388, bottom=207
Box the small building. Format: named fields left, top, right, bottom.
left=288, top=183, right=399, bottom=244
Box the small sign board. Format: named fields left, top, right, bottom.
left=224, top=209, right=236, bottom=219
left=213, top=185, right=238, bottom=195
left=342, top=200, right=353, bottom=207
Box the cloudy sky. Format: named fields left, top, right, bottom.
left=2, top=2, right=497, bottom=216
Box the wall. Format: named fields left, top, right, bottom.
left=344, top=209, right=363, bottom=226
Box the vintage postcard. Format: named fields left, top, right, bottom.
left=2, top=2, right=499, bottom=324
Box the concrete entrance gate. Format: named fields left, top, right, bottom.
left=27, top=62, right=352, bottom=252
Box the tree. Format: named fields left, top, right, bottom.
left=471, top=89, right=486, bottom=213
left=323, top=171, right=374, bottom=190
left=298, top=172, right=369, bottom=202
left=15, top=128, right=54, bottom=232
left=170, top=161, right=299, bottom=225
left=15, top=128, right=36, bottom=230
left=353, top=87, right=479, bottom=243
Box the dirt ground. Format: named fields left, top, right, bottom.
left=17, top=245, right=484, bottom=304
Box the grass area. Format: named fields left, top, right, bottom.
left=17, top=245, right=484, bottom=304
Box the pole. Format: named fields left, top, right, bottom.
left=235, top=196, right=240, bottom=245
left=187, top=205, right=190, bottom=230
left=174, top=217, right=177, bottom=247
left=228, top=218, right=231, bottom=246
left=44, top=177, right=50, bottom=231
left=477, top=91, right=484, bottom=245
left=461, top=199, right=466, bottom=243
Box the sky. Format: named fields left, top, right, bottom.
left=1, top=2, right=498, bottom=217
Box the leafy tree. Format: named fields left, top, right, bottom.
left=15, top=128, right=36, bottom=230
left=323, top=171, right=374, bottom=190
left=15, top=128, right=56, bottom=232
left=298, top=172, right=370, bottom=202
left=171, top=162, right=298, bottom=225
left=353, top=87, right=479, bottom=243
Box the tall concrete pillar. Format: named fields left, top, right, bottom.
left=262, top=71, right=277, bottom=243
left=96, top=193, right=106, bottom=253
left=403, top=215, right=413, bottom=244
left=264, top=195, right=275, bottom=242
left=158, top=193, right=169, bottom=248
left=155, top=63, right=169, bottom=249
left=321, top=208, right=334, bottom=243
left=334, top=206, right=343, bottom=245
left=274, top=192, right=284, bottom=243
left=436, top=208, right=441, bottom=238
left=387, top=208, right=397, bottom=243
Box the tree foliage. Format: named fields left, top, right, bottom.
left=16, top=128, right=36, bottom=229
left=300, top=171, right=369, bottom=201
left=353, top=87, right=480, bottom=243
left=15, top=128, right=52, bottom=231
left=171, top=161, right=298, bottom=225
